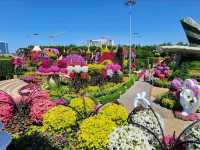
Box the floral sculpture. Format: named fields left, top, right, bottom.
left=154, top=63, right=170, bottom=80
left=170, top=79, right=200, bottom=119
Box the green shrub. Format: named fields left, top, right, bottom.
left=153, top=78, right=170, bottom=88
left=0, top=59, right=14, bottom=80
left=96, top=75, right=136, bottom=104
left=169, top=63, right=190, bottom=80
left=156, top=93, right=181, bottom=110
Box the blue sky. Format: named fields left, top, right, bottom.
left=0, top=0, right=200, bottom=52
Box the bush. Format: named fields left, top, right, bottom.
left=77, top=116, right=116, bottom=150
left=0, top=59, right=14, bottom=80
left=69, top=97, right=96, bottom=119
left=156, top=93, right=181, bottom=110
left=98, top=103, right=128, bottom=126
left=153, top=78, right=170, bottom=88
left=96, top=75, right=136, bottom=104
left=168, top=63, right=190, bottom=80
left=7, top=132, right=58, bottom=150
left=160, top=98, right=180, bottom=110
left=42, top=106, right=76, bottom=135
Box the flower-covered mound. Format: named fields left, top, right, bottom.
left=98, top=103, right=128, bottom=126
left=128, top=109, right=164, bottom=146
left=77, top=116, right=116, bottom=150
left=42, top=105, right=76, bottom=135
left=109, top=125, right=151, bottom=150
left=69, top=97, right=96, bottom=118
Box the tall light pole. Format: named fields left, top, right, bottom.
left=126, top=0, right=136, bottom=78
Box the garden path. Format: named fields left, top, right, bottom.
left=119, top=82, right=194, bottom=135
left=0, top=79, right=27, bottom=102
left=119, top=81, right=152, bottom=113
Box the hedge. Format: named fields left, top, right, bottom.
left=95, top=75, right=136, bottom=104
left=0, top=59, right=14, bottom=80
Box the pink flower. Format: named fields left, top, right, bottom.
left=50, top=65, right=60, bottom=73
left=41, top=58, right=51, bottom=68
left=162, top=135, right=174, bottom=145
left=29, top=91, right=56, bottom=124
left=57, top=59, right=67, bottom=68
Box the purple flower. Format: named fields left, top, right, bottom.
left=170, top=78, right=183, bottom=91
left=154, top=69, right=161, bottom=77
left=21, top=76, right=36, bottom=83
left=64, top=54, right=86, bottom=66
left=54, top=98, right=68, bottom=106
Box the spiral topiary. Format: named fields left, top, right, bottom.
left=77, top=116, right=116, bottom=150
left=98, top=103, right=128, bottom=126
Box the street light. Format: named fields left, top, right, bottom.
left=125, top=0, right=136, bottom=78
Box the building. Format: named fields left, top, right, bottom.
left=87, top=38, right=114, bottom=47
left=0, top=41, right=9, bottom=54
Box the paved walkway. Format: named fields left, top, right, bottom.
left=119, top=81, right=152, bottom=113
left=0, top=79, right=27, bottom=99
left=119, top=81, right=194, bottom=135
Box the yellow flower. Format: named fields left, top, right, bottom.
left=42, top=106, right=76, bottom=135
left=98, top=103, right=128, bottom=126
left=77, top=116, right=116, bottom=150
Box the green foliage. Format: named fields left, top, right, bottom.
left=169, top=63, right=190, bottom=80
left=7, top=132, right=59, bottom=150
left=156, top=93, right=181, bottom=110
left=95, top=75, right=136, bottom=104
left=0, top=59, right=14, bottom=80
left=77, top=116, right=116, bottom=150
left=153, top=78, right=170, bottom=88
left=98, top=103, right=128, bottom=126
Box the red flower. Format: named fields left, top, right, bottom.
left=159, top=74, right=165, bottom=80
left=81, top=72, right=88, bottom=79
left=69, top=72, right=76, bottom=78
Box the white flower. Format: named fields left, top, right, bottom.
left=81, top=66, right=88, bottom=73
left=184, top=122, right=200, bottom=149
left=128, top=109, right=164, bottom=146
left=109, top=125, right=152, bottom=150
left=67, top=66, right=74, bottom=73
left=134, top=92, right=151, bottom=109
left=74, top=65, right=82, bottom=73
left=107, top=69, right=113, bottom=77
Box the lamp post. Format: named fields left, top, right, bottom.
left=125, top=0, right=136, bottom=78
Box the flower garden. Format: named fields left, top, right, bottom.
left=0, top=45, right=200, bottom=150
